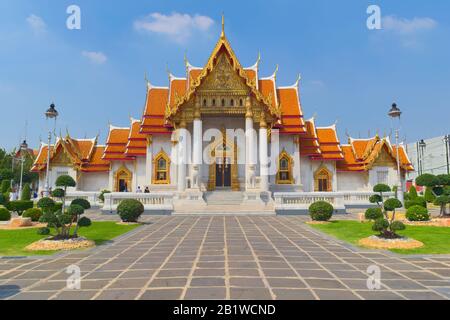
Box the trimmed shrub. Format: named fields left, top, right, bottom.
left=0, top=208, right=11, bottom=221
left=0, top=193, right=8, bottom=206
left=20, top=183, right=31, bottom=201
left=77, top=216, right=92, bottom=228
left=37, top=227, right=50, bottom=236
left=51, top=188, right=65, bottom=199
left=55, top=175, right=76, bottom=189
left=416, top=174, right=439, bottom=187
left=384, top=198, right=403, bottom=211
left=8, top=200, right=34, bottom=215
left=309, top=201, right=334, bottom=222
left=67, top=204, right=84, bottom=217
left=117, top=199, right=144, bottom=223
left=409, top=186, right=418, bottom=199
left=424, top=188, right=436, bottom=203
left=369, top=194, right=383, bottom=204
left=374, top=184, right=391, bottom=193
left=23, top=208, right=43, bottom=222
left=372, top=218, right=389, bottom=232
left=406, top=205, right=430, bottom=222
left=405, top=196, right=427, bottom=209
left=391, top=221, right=406, bottom=232
left=1, top=180, right=10, bottom=194
left=37, top=197, right=55, bottom=213
left=365, top=208, right=383, bottom=221
left=53, top=202, right=63, bottom=212
left=71, top=198, right=91, bottom=210
left=98, top=190, right=111, bottom=203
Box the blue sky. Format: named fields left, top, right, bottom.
left=1, top=0, right=449, bottom=151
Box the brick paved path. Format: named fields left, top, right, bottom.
left=0, top=216, right=449, bottom=300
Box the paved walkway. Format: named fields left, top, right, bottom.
left=0, top=216, right=449, bottom=300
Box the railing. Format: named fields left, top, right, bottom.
left=64, top=192, right=102, bottom=207
left=274, top=191, right=395, bottom=211
left=102, top=192, right=174, bottom=212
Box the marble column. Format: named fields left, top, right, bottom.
left=245, top=99, right=256, bottom=190
left=192, top=116, right=203, bottom=189
left=177, top=120, right=187, bottom=192
left=145, top=136, right=153, bottom=186
left=259, top=115, right=269, bottom=192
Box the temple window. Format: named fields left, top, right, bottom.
left=212, top=99, right=216, bottom=106
left=314, top=167, right=332, bottom=192
left=239, top=99, right=243, bottom=107
left=153, top=150, right=170, bottom=184
left=230, top=99, right=234, bottom=107
left=221, top=99, right=225, bottom=107
left=203, top=99, right=207, bottom=107
left=276, top=150, right=293, bottom=184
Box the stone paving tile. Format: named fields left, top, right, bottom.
left=0, top=215, right=449, bottom=300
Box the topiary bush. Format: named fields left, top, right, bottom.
left=1, top=180, right=10, bottom=194
left=434, top=195, right=450, bottom=217
left=8, top=200, right=34, bottom=216
left=37, top=227, right=50, bottom=235
left=405, top=196, right=427, bottom=209
left=372, top=218, right=389, bottom=233
left=309, top=201, right=334, bottom=222
left=409, top=186, right=418, bottom=199
left=374, top=184, right=391, bottom=194
left=51, top=188, right=65, bottom=199
left=0, top=193, right=8, bottom=206
left=98, top=190, right=111, bottom=203
left=20, top=183, right=31, bottom=201
left=0, top=208, right=11, bottom=221
left=37, top=197, right=56, bottom=214
left=23, top=208, right=43, bottom=222
left=71, top=198, right=91, bottom=210
left=365, top=207, right=383, bottom=221
left=390, top=221, right=406, bottom=232
left=406, top=205, right=430, bottom=222
left=117, top=199, right=144, bottom=223
left=424, top=188, right=436, bottom=203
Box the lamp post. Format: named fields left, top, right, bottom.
left=444, top=135, right=450, bottom=175
left=18, top=140, right=28, bottom=197
left=388, top=103, right=404, bottom=204
left=44, top=103, right=58, bottom=197
left=418, top=139, right=427, bottom=176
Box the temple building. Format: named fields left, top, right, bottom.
left=31, top=20, right=414, bottom=213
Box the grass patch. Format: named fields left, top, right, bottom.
left=0, top=221, right=140, bottom=257
left=309, top=220, right=450, bottom=255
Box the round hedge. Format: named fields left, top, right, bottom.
left=372, top=218, right=389, bottom=232
left=51, top=188, right=65, bottom=198
left=374, top=184, right=391, bottom=193
left=23, top=208, right=43, bottom=222
left=405, top=197, right=427, bottom=209
left=71, top=198, right=91, bottom=210
left=55, top=175, right=76, bottom=188
left=391, top=221, right=406, bottom=232
left=37, top=197, right=55, bottom=211
left=67, top=204, right=84, bottom=217
left=406, top=205, right=430, bottom=222
left=369, top=194, right=383, bottom=204
left=416, top=174, right=439, bottom=187
left=8, top=200, right=34, bottom=215
left=384, top=198, right=402, bottom=211
left=309, top=201, right=334, bottom=222
left=117, top=199, right=144, bottom=223
left=0, top=207, right=11, bottom=221
left=365, top=207, right=383, bottom=221
left=434, top=195, right=450, bottom=206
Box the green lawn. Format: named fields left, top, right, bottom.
left=309, top=220, right=450, bottom=255
left=0, top=221, right=140, bottom=257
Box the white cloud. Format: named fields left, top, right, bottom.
left=26, top=14, right=46, bottom=34
left=82, top=51, right=107, bottom=65
left=134, top=12, right=214, bottom=43
left=383, top=15, right=437, bottom=35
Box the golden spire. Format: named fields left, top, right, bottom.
left=221, top=13, right=225, bottom=38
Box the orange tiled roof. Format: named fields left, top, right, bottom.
left=277, top=87, right=306, bottom=135
left=31, top=144, right=49, bottom=172
left=337, top=145, right=366, bottom=172
left=299, top=119, right=321, bottom=157
left=103, top=126, right=134, bottom=161
left=169, top=77, right=187, bottom=109
left=259, top=79, right=277, bottom=107
left=81, top=146, right=110, bottom=172
left=125, top=119, right=147, bottom=157
left=140, top=86, right=172, bottom=135
left=314, top=126, right=344, bottom=160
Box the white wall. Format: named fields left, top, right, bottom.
left=78, top=172, right=109, bottom=191
left=337, top=172, right=369, bottom=191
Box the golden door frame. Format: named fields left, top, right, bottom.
left=153, top=150, right=171, bottom=185
left=314, top=165, right=333, bottom=192
left=114, top=165, right=133, bottom=192
left=207, top=134, right=239, bottom=191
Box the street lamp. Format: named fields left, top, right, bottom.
left=18, top=140, right=28, bottom=197
left=418, top=139, right=427, bottom=176
left=44, top=103, right=58, bottom=197
left=388, top=103, right=404, bottom=204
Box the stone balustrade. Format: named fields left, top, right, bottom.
left=102, top=192, right=174, bottom=213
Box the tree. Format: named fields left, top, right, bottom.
left=21, top=183, right=31, bottom=201
left=55, top=175, right=76, bottom=213
left=369, top=184, right=405, bottom=239
left=1, top=180, right=10, bottom=194
left=416, top=173, right=450, bottom=211
left=434, top=195, right=450, bottom=217
left=409, top=186, right=418, bottom=200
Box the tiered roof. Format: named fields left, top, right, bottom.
left=31, top=136, right=110, bottom=173
left=102, top=126, right=134, bottom=161
left=337, top=136, right=414, bottom=172
left=125, top=119, right=147, bottom=157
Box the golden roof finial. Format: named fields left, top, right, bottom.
left=221, top=13, right=225, bottom=38
left=274, top=64, right=279, bottom=81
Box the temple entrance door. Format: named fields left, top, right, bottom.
left=215, top=157, right=232, bottom=188
left=119, top=179, right=128, bottom=192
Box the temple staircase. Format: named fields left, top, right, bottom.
left=173, top=191, right=275, bottom=215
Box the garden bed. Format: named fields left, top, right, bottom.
left=358, top=236, right=424, bottom=250
left=26, top=237, right=95, bottom=251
